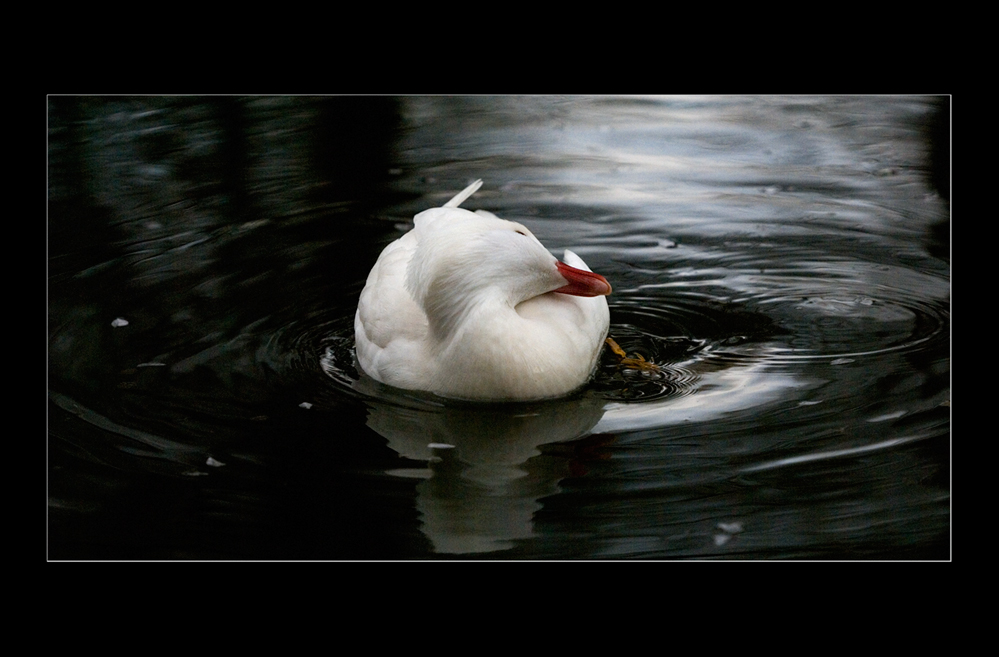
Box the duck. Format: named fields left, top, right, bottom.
left=354, top=179, right=612, bottom=401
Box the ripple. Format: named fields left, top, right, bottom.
left=306, top=304, right=713, bottom=406
left=269, top=288, right=790, bottom=409
left=589, top=295, right=782, bottom=401
left=287, top=271, right=946, bottom=411
left=756, top=293, right=949, bottom=364
left=610, top=239, right=949, bottom=371
left=259, top=314, right=372, bottom=410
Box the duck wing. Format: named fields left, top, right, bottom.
left=354, top=231, right=430, bottom=383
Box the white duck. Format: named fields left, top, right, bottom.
left=354, top=180, right=612, bottom=401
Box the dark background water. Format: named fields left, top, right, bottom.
left=47, top=96, right=950, bottom=559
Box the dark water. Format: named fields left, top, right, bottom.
left=47, top=96, right=950, bottom=559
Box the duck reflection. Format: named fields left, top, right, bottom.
left=362, top=392, right=607, bottom=554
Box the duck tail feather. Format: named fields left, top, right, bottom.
left=443, top=179, right=483, bottom=208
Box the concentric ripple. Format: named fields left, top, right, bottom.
left=758, top=292, right=949, bottom=365
left=292, top=293, right=783, bottom=407
left=279, top=263, right=947, bottom=410
left=590, top=295, right=783, bottom=401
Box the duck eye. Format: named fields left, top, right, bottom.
left=515, top=230, right=527, bottom=236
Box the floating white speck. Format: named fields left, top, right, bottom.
left=714, top=533, right=732, bottom=546
left=111, top=318, right=129, bottom=327
left=206, top=457, right=225, bottom=467
left=299, top=402, right=313, bottom=409
left=137, top=362, right=166, bottom=367
left=427, top=443, right=455, bottom=449
left=717, top=522, right=743, bottom=534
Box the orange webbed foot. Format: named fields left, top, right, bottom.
left=605, top=337, right=661, bottom=372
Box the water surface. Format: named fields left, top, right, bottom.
left=48, top=96, right=950, bottom=559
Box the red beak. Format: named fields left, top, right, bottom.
left=554, top=260, right=612, bottom=297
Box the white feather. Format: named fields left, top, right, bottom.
left=354, top=181, right=610, bottom=401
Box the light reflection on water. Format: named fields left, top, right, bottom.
left=48, top=96, right=949, bottom=559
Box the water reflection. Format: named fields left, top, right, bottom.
left=364, top=394, right=606, bottom=554
left=353, top=331, right=810, bottom=554
left=594, top=355, right=808, bottom=433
